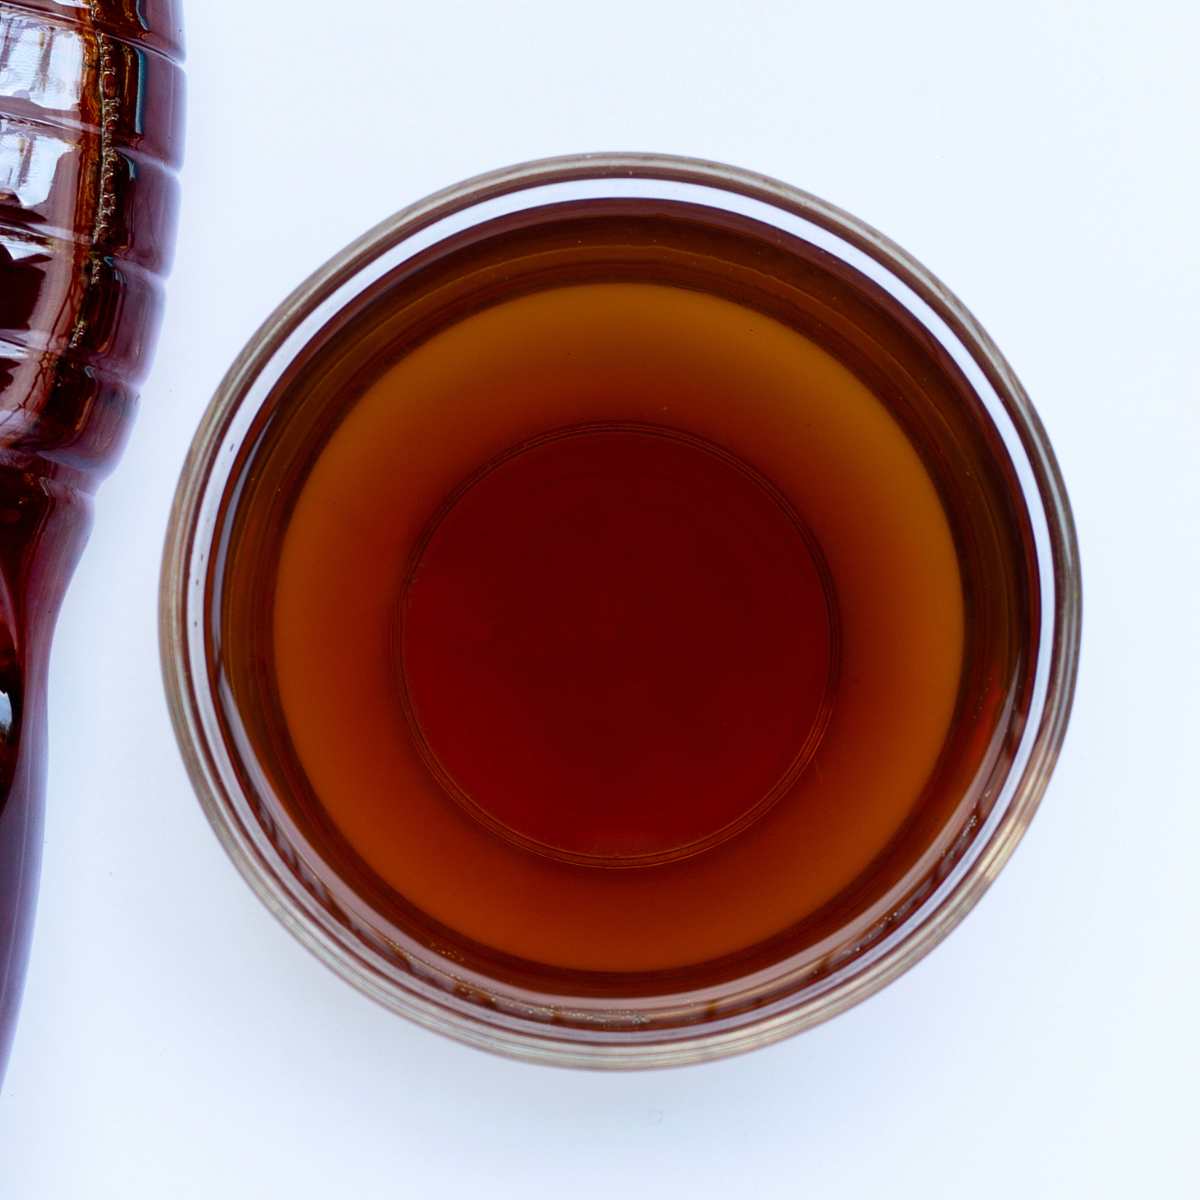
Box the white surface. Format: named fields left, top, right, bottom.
left=2, top=1, right=1198, bottom=1195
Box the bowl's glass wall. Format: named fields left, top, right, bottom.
left=161, top=155, right=1080, bottom=1069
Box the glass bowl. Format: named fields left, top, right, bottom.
left=160, top=153, right=1081, bottom=1069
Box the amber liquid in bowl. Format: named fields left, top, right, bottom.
left=217, top=201, right=1034, bottom=993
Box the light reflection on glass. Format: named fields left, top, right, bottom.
left=0, top=14, right=85, bottom=111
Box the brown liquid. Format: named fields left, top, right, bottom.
left=0, top=1, right=184, bottom=1080
left=220, top=202, right=1034, bottom=992
left=399, top=422, right=839, bottom=869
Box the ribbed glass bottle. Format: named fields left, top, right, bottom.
left=0, top=0, right=184, bottom=1083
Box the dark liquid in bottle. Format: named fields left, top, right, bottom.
left=219, top=202, right=1035, bottom=991
left=0, top=1, right=184, bottom=1079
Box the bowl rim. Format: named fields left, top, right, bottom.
left=159, top=152, right=1082, bottom=1069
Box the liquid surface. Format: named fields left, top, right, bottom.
left=267, top=282, right=965, bottom=972
left=399, top=423, right=837, bottom=868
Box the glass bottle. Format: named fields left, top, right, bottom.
left=0, top=0, right=184, bottom=1083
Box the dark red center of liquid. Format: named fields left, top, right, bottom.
left=398, top=425, right=838, bottom=868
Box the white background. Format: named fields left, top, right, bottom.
left=2, top=1, right=1198, bottom=1195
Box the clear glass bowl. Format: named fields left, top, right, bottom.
left=160, top=154, right=1081, bottom=1069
